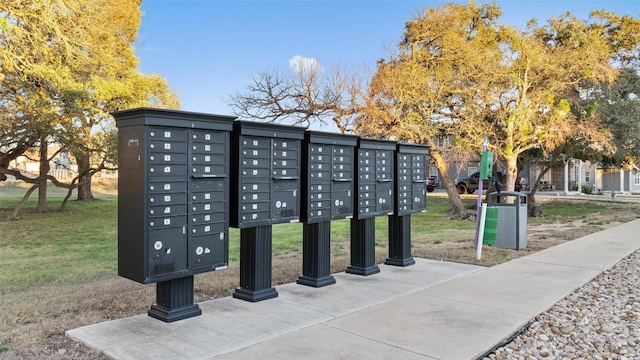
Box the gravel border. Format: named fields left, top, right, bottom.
left=482, top=249, right=640, bottom=360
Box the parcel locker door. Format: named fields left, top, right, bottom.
left=272, top=179, right=299, bottom=222
left=147, top=227, right=188, bottom=280
left=189, top=232, right=228, bottom=273
left=377, top=180, right=394, bottom=215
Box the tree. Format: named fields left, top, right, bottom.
left=596, top=67, right=640, bottom=169
left=229, top=62, right=365, bottom=133
left=355, top=2, right=506, bottom=218
left=1, top=0, right=179, bottom=216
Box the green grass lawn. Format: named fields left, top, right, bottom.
left=0, top=184, right=477, bottom=293
left=0, top=183, right=625, bottom=296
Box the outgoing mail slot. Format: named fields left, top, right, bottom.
left=272, top=179, right=299, bottom=191
left=191, top=179, right=225, bottom=192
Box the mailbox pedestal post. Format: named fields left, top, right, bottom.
left=296, top=221, right=336, bottom=287
left=233, top=225, right=278, bottom=302
left=297, top=221, right=335, bottom=287
left=346, top=217, right=380, bottom=275
left=385, top=215, right=415, bottom=266
left=148, top=276, right=201, bottom=322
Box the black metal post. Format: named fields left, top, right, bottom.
left=148, top=276, right=201, bottom=322
left=346, top=217, right=380, bottom=275
left=233, top=225, right=278, bottom=302
left=385, top=214, right=415, bottom=266
left=297, top=221, right=336, bottom=287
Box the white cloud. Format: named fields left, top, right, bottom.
left=288, top=55, right=323, bottom=73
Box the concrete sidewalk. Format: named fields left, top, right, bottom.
left=67, top=219, right=640, bottom=360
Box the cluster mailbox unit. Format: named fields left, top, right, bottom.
left=347, top=138, right=397, bottom=276
left=298, top=131, right=359, bottom=287
left=114, top=108, right=430, bottom=322
left=114, top=108, right=235, bottom=322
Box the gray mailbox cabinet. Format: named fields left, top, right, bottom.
left=230, top=121, right=305, bottom=228
left=302, top=131, right=359, bottom=224
left=355, top=138, right=397, bottom=219
left=395, top=144, right=429, bottom=216
left=486, top=191, right=528, bottom=250
left=114, top=108, right=235, bottom=285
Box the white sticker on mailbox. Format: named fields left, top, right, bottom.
left=164, top=195, right=171, bottom=202
left=164, top=166, right=171, bottom=173
left=164, top=155, right=171, bottom=162
left=205, top=145, right=211, bottom=151
left=164, top=143, right=171, bottom=150
left=164, top=218, right=171, bottom=225
left=164, top=131, right=171, bottom=138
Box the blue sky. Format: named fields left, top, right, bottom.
left=136, top=0, right=639, bottom=121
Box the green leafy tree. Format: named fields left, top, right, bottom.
left=1, top=0, right=179, bottom=216
left=355, top=2, right=507, bottom=218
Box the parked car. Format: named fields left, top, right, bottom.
left=454, top=171, right=524, bottom=194
left=426, top=176, right=437, bottom=192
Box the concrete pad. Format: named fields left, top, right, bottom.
left=417, top=270, right=573, bottom=315
left=67, top=258, right=481, bottom=360
left=67, top=296, right=333, bottom=360
left=212, top=323, right=437, bottom=360
left=522, top=243, right=631, bottom=271
left=486, top=258, right=601, bottom=289
left=325, top=293, right=532, bottom=360
left=276, top=259, right=482, bottom=316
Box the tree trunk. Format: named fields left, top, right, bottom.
left=430, top=151, right=471, bottom=219
left=75, top=151, right=95, bottom=201
left=9, top=184, right=39, bottom=219
left=37, top=139, right=49, bottom=213
left=527, top=165, right=551, bottom=217
left=505, top=154, right=518, bottom=193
